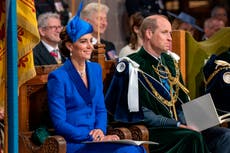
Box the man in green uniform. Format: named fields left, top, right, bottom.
left=203, top=48, right=230, bottom=115
left=106, top=15, right=230, bottom=153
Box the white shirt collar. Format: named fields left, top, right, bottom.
left=41, top=40, right=59, bottom=53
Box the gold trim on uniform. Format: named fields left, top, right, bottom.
left=140, top=60, right=189, bottom=121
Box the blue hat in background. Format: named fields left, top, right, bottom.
left=66, top=0, right=93, bottom=42
left=167, top=11, right=203, bottom=32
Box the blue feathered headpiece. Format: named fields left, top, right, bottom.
left=66, top=0, right=93, bottom=42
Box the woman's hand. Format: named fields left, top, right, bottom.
left=101, top=135, right=120, bottom=141
left=89, top=129, right=121, bottom=142
left=89, top=129, right=105, bottom=141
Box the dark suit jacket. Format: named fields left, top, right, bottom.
left=101, top=39, right=117, bottom=60
left=203, top=49, right=230, bottom=114
left=33, top=41, right=66, bottom=66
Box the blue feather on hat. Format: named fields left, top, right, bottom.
left=66, top=0, right=93, bottom=43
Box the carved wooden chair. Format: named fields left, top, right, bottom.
left=18, top=65, right=66, bottom=153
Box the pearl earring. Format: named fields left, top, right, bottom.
left=70, top=52, right=72, bottom=56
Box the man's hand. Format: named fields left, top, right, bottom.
left=179, top=124, right=199, bottom=131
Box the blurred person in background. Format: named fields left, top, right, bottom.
left=202, top=17, right=225, bottom=40
left=211, top=5, right=229, bottom=26
left=119, top=12, right=145, bottom=58
left=169, top=12, right=204, bottom=41
left=33, top=12, right=66, bottom=65
left=81, top=2, right=118, bottom=60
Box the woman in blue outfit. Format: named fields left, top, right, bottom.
left=47, top=3, right=147, bottom=153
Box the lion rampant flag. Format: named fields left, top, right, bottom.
left=0, top=1, right=6, bottom=108
left=17, top=0, right=40, bottom=86
left=0, top=0, right=40, bottom=107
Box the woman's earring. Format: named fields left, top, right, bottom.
left=70, top=52, right=72, bottom=56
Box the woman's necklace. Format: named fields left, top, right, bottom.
left=72, top=59, right=87, bottom=78
left=77, top=69, right=86, bottom=78
left=76, top=63, right=88, bottom=87
left=75, top=63, right=86, bottom=78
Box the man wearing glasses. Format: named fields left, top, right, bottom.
left=33, top=12, right=66, bottom=65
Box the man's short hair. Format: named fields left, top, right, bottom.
left=140, top=15, right=167, bottom=39
left=37, top=12, right=60, bottom=28
left=80, top=2, right=109, bottom=20
left=211, top=6, right=227, bottom=17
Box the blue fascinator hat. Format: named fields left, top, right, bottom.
left=66, top=0, right=93, bottom=42
left=167, top=11, right=203, bottom=32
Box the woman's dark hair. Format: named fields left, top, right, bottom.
left=129, top=12, right=144, bottom=50
left=59, top=27, right=73, bottom=58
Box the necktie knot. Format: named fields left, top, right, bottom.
left=50, top=49, right=59, bottom=57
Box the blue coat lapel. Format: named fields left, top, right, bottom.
left=64, top=59, right=92, bottom=105
left=86, top=61, right=96, bottom=99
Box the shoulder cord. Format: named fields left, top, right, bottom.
left=138, top=61, right=188, bottom=121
